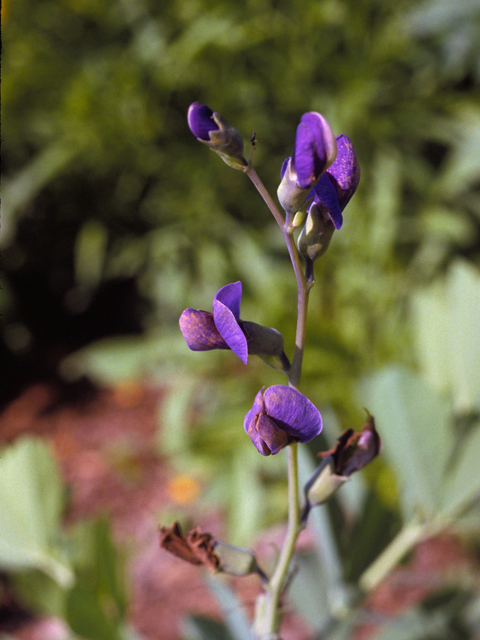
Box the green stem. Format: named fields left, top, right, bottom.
left=359, top=522, right=426, bottom=592
left=246, top=164, right=312, bottom=639
left=262, top=443, right=301, bottom=638
left=245, top=167, right=309, bottom=389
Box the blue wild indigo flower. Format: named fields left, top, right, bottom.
left=277, top=111, right=337, bottom=215
left=187, top=102, right=246, bottom=169
left=179, top=282, right=285, bottom=365
left=244, top=385, right=323, bottom=456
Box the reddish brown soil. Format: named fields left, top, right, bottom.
left=0, top=382, right=478, bottom=640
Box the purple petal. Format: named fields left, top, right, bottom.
left=179, top=309, right=229, bottom=351
left=326, top=135, right=360, bottom=211
left=280, top=157, right=291, bottom=180
left=244, top=387, right=266, bottom=431
left=246, top=412, right=293, bottom=456
left=213, top=282, right=242, bottom=319
left=213, top=282, right=247, bottom=364
left=292, top=113, right=336, bottom=189
left=187, top=102, right=219, bottom=141
left=312, top=174, right=343, bottom=230
left=263, top=385, right=322, bottom=442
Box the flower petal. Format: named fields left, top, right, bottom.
left=247, top=412, right=293, bottom=456
left=312, top=174, right=343, bottom=230
left=292, top=113, right=337, bottom=189
left=326, top=135, right=360, bottom=211
left=213, top=282, right=247, bottom=364
left=263, top=385, right=322, bottom=442
left=187, top=102, right=219, bottom=141
left=213, top=282, right=242, bottom=319
left=179, top=309, right=228, bottom=351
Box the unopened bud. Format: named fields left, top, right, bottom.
left=297, top=203, right=335, bottom=262
left=277, top=157, right=311, bottom=215
left=188, top=102, right=247, bottom=169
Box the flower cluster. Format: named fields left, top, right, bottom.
left=181, top=103, right=362, bottom=457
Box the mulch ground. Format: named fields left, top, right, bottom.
left=0, top=381, right=478, bottom=640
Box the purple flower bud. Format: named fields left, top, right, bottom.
left=297, top=202, right=335, bottom=263
left=244, top=385, right=323, bottom=456
left=187, top=102, right=246, bottom=169
left=291, top=112, right=337, bottom=190
left=179, top=283, right=286, bottom=365
left=188, top=102, right=219, bottom=141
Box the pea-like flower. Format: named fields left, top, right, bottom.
left=244, top=385, right=323, bottom=456
left=187, top=102, right=246, bottom=169
left=277, top=111, right=337, bottom=214
left=179, top=282, right=285, bottom=365
left=279, top=129, right=360, bottom=230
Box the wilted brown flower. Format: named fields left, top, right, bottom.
left=159, top=521, right=220, bottom=571
left=318, top=412, right=381, bottom=476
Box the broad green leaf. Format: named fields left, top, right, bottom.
left=297, top=446, right=348, bottom=617
left=0, top=438, right=73, bottom=586
left=372, top=607, right=450, bottom=640
left=412, top=259, right=480, bottom=415
left=441, top=420, right=480, bottom=519
left=446, top=260, right=480, bottom=414
left=181, top=615, right=233, bottom=640
left=66, top=519, right=127, bottom=640
left=359, top=367, right=453, bottom=519
left=204, top=576, right=256, bottom=640
left=288, top=552, right=330, bottom=631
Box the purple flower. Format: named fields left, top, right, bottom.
left=180, top=281, right=248, bottom=364
left=179, top=282, right=286, bottom=365
left=277, top=112, right=337, bottom=215
left=244, top=385, right=323, bottom=456
left=291, top=112, right=337, bottom=189
left=309, top=134, right=360, bottom=230
left=188, top=102, right=219, bottom=141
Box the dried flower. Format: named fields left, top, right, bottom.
left=302, top=413, right=381, bottom=521
left=159, top=521, right=220, bottom=570
left=160, top=522, right=265, bottom=578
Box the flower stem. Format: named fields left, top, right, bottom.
left=246, top=165, right=312, bottom=639
left=262, top=443, right=301, bottom=638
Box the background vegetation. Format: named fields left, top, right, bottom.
left=2, top=0, right=480, bottom=637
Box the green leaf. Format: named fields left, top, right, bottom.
left=359, top=367, right=453, bottom=519
left=372, top=605, right=452, bottom=640
left=0, top=438, right=73, bottom=586
left=441, top=420, right=480, bottom=519
left=297, top=446, right=349, bottom=618
left=182, top=615, right=233, bottom=640
left=412, top=260, right=480, bottom=415
left=204, top=576, right=256, bottom=640
left=66, top=519, right=127, bottom=640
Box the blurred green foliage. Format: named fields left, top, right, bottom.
left=2, top=0, right=480, bottom=637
